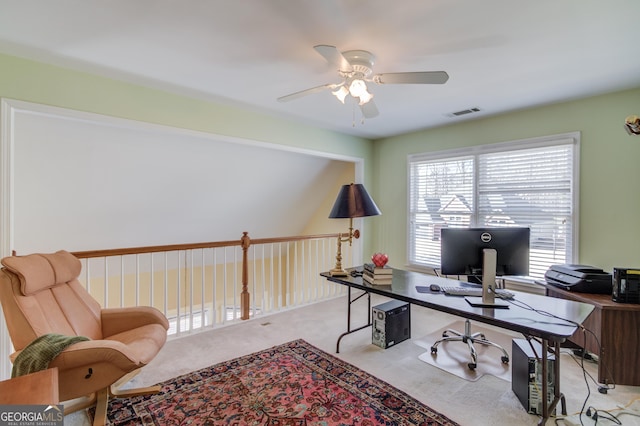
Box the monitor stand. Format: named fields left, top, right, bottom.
left=465, top=248, right=509, bottom=309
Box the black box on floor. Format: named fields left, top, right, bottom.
left=511, top=338, right=556, bottom=415
left=372, top=300, right=410, bottom=349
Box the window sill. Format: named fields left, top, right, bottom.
left=501, top=275, right=546, bottom=295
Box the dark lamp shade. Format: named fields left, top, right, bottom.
left=328, top=183, right=382, bottom=219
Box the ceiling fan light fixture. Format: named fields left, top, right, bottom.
left=332, top=86, right=349, bottom=104
left=358, top=91, right=374, bottom=105
left=347, top=78, right=373, bottom=105
left=348, top=79, right=368, bottom=98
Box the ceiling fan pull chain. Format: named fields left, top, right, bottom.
left=352, top=102, right=356, bottom=127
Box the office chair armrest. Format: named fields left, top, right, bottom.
left=101, top=306, right=169, bottom=337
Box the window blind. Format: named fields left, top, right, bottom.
left=408, top=134, right=578, bottom=278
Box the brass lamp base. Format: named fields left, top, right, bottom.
left=330, top=227, right=359, bottom=277
left=329, top=268, right=349, bottom=277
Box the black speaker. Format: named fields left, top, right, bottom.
left=612, top=268, right=640, bottom=304
left=372, top=300, right=410, bottom=349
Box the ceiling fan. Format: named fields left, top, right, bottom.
left=277, top=45, right=449, bottom=119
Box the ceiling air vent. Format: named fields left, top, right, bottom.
left=447, top=107, right=481, bottom=118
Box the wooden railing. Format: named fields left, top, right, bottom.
left=70, top=232, right=354, bottom=335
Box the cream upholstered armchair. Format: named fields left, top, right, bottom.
left=0, top=250, right=169, bottom=425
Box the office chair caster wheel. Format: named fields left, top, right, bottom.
left=501, top=356, right=509, bottom=364
left=467, top=362, right=477, bottom=370
left=430, top=346, right=437, bottom=354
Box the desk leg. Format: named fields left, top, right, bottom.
left=336, top=286, right=371, bottom=353
left=538, top=339, right=566, bottom=426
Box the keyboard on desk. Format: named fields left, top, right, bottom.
left=441, top=286, right=515, bottom=299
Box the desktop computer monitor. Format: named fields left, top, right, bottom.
left=440, top=227, right=530, bottom=284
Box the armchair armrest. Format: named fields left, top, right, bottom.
left=101, top=306, right=169, bottom=338
left=48, top=339, right=149, bottom=401
left=50, top=339, right=141, bottom=370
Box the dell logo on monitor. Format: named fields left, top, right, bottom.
left=480, top=232, right=492, bottom=243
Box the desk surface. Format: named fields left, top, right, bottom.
left=322, top=268, right=594, bottom=342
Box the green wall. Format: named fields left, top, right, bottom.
left=372, top=88, right=640, bottom=273
left=0, top=53, right=370, bottom=158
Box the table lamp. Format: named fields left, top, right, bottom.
left=328, top=183, right=381, bottom=276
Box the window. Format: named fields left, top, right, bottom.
left=408, top=133, right=579, bottom=278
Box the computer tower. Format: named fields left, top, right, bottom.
left=512, top=338, right=555, bottom=415
left=372, top=300, right=410, bottom=349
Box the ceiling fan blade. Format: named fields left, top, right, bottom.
left=313, top=45, right=353, bottom=72
left=277, top=83, right=339, bottom=102
left=373, top=71, right=449, bottom=85
left=360, top=99, right=379, bottom=119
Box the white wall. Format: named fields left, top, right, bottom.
left=2, top=99, right=357, bottom=255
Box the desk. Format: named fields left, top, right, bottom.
left=545, top=285, right=640, bottom=386
left=0, top=368, right=59, bottom=405
left=321, top=268, right=594, bottom=426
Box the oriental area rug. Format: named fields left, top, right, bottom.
left=92, top=339, right=460, bottom=425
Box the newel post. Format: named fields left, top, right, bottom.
left=240, top=231, right=251, bottom=320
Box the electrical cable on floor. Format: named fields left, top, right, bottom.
left=564, top=348, right=616, bottom=395
left=573, top=397, right=640, bottom=426
left=577, top=328, right=593, bottom=426
left=587, top=405, right=623, bottom=425
left=551, top=326, right=627, bottom=426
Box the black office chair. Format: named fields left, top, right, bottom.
left=430, top=318, right=509, bottom=369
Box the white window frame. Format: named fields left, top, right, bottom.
left=407, top=132, right=580, bottom=278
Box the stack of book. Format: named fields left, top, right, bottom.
left=363, top=263, right=393, bottom=285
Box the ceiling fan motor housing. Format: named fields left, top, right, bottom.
left=342, top=50, right=375, bottom=77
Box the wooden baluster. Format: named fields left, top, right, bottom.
left=240, top=232, right=251, bottom=320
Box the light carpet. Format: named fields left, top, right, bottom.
left=64, top=295, right=640, bottom=426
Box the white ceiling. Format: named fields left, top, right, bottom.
left=1, top=0, right=639, bottom=139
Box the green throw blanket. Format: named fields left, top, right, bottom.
left=12, top=333, right=90, bottom=378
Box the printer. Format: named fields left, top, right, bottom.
left=544, top=264, right=612, bottom=294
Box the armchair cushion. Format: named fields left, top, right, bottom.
left=2, top=250, right=81, bottom=296
left=101, top=307, right=169, bottom=338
